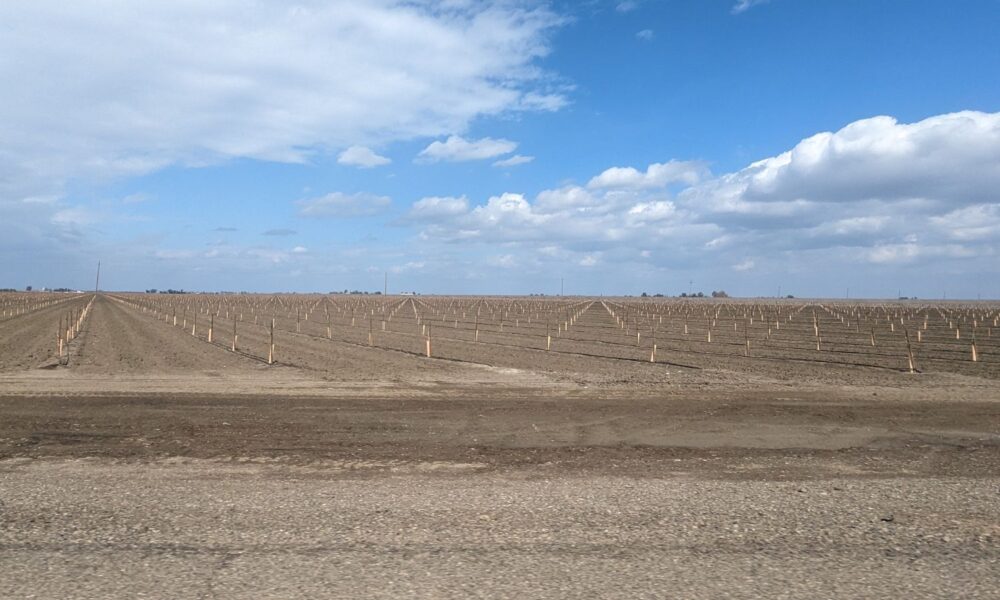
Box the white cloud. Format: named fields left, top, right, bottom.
left=297, top=192, right=391, bottom=218
left=408, top=178, right=699, bottom=248
left=417, top=135, right=518, bottom=163
left=588, top=160, right=709, bottom=189
left=535, top=186, right=599, bottom=213
left=468, top=193, right=552, bottom=233
left=732, top=0, right=770, bottom=14
left=616, top=1, right=640, bottom=13
left=493, top=154, right=534, bottom=168
left=409, top=111, right=1000, bottom=286
left=863, top=242, right=975, bottom=265
left=517, top=92, right=569, bottom=112
left=292, top=246, right=308, bottom=254
left=816, top=216, right=888, bottom=236
left=407, top=196, right=470, bottom=220
left=626, top=201, right=676, bottom=223
left=337, top=146, right=390, bottom=168
left=733, top=112, right=1000, bottom=206
left=636, top=29, right=654, bottom=41
left=931, top=204, right=1000, bottom=241
left=0, top=1, right=564, bottom=203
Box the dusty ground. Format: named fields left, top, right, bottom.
left=1, top=295, right=998, bottom=598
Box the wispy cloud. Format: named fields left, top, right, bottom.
left=297, top=192, right=391, bottom=218
left=732, top=0, right=770, bottom=14
left=122, top=193, right=152, bottom=205
left=636, top=29, right=654, bottom=41
left=493, top=154, right=535, bottom=168
left=417, top=136, right=517, bottom=163
left=262, top=228, right=297, bottom=237
left=406, top=196, right=470, bottom=221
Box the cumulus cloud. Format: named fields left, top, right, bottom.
left=734, top=112, right=1000, bottom=206
left=676, top=112, right=1000, bottom=251
left=297, top=192, right=391, bottom=218
left=535, top=186, right=601, bottom=213
left=337, top=146, right=391, bottom=168
left=417, top=136, right=518, bottom=163
left=463, top=193, right=554, bottom=240
left=493, top=154, right=535, bottom=168
left=409, top=111, right=1000, bottom=286
left=0, top=1, right=570, bottom=291
left=0, top=1, right=564, bottom=204
left=626, top=201, right=676, bottom=223
left=408, top=180, right=701, bottom=250
left=588, top=160, right=709, bottom=189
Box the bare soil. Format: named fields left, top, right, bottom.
left=1, top=294, right=998, bottom=598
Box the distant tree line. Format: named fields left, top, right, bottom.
left=638, top=291, right=728, bottom=298
left=6, top=287, right=77, bottom=292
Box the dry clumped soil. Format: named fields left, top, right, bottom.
left=0, top=294, right=998, bottom=599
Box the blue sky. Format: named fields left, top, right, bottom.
left=2, top=0, right=999, bottom=297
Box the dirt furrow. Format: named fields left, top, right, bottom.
left=0, top=296, right=93, bottom=371
left=69, top=296, right=265, bottom=375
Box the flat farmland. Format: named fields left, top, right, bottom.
left=109, top=291, right=1000, bottom=381
left=1, top=293, right=998, bottom=598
